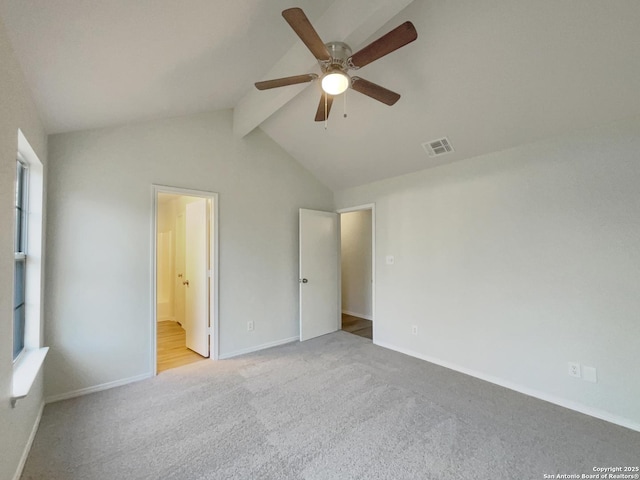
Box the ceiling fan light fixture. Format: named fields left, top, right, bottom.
left=321, top=71, right=349, bottom=95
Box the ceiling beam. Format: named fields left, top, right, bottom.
left=233, top=0, right=415, bottom=137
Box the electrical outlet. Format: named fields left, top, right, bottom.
left=583, top=366, right=597, bottom=383
left=411, top=325, right=418, bottom=335
left=386, top=255, right=395, bottom=265
left=247, top=321, right=254, bottom=332
left=568, top=362, right=581, bottom=378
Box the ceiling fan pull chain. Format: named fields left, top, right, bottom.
left=344, top=90, right=348, bottom=118
left=324, top=94, right=328, bottom=130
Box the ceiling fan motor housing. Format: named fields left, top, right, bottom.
left=323, top=42, right=352, bottom=72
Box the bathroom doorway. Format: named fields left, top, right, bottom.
left=153, top=186, right=218, bottom=373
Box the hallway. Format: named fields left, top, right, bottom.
left=341, top=313, right=372, bottom=340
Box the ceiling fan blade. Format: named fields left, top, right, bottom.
left=314, top=92, right=334, bottom=122
left=282, top=8, right=331, bottom=62
left=255, top=74, right=317, bottom=90
left=348, top=21, right=417, bottom=69
left=351, top=77, right=401, bottom=106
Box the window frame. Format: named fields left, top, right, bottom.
left=13, top=156, right=29, bottom=362
left=11, top=129, right=48, bottom=407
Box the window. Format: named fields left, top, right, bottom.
left=11, top=130, right=48, bottom=406
left=14, top=158, right=28, bottom=360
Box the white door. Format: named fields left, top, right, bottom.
left=185, top=199, right=209, bottom=357
left=175, top=213, right=186, bottom=325
left=299, top=208, right=339, bottom=341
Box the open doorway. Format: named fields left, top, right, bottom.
left=339, top=205, right=374, bottom=341
left=153, top=186, right=218, bottom=374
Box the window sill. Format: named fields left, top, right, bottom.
left=12, top=347, right=49, bottom=407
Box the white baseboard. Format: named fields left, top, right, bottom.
left=342, top=310, right=373, bottom=321
left=374, top=340, right=640, bottom=433
left=219, top=336, right=299, bottom=360
left=12, top=401, right=44, bottom=480
left=45, top=372, right=153, bottom=404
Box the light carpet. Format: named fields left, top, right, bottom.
left=22, top=331, right=640, bottom=479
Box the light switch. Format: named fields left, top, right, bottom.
left=386, top=255, right=394, bottom=265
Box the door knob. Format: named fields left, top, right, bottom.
left=300, top=278, right=308, bottom=284
left=183, top=280, right=189, bottom=286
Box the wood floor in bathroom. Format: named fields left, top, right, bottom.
left=157, top=320, right=207, bottom=373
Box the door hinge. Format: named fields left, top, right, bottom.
left=207, top=327, right=212, bottom=335
left=207, top=270, right=212, bottom=277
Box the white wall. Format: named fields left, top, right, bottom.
left=340, top=210, right=372, bottom=319
left=0, top=16, right=48, bottom=480
left=44, top=110, right=333, bottom=399
left=335, top=116, right=640, bottom=430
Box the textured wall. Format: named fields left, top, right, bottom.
left=0, top=16, right=48, bottom=480
left=335, top=116, right=640, bottom=430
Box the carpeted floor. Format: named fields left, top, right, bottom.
left=22, top=331, right=639, bottom=479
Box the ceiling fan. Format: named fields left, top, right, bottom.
left=255, top=7, right=418, bottom=122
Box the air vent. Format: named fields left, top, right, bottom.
left=422, top=137, right=454, bottom=157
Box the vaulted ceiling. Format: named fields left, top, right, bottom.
left=2, top=0, right=640, bottom=190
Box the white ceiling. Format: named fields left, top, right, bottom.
left=2, top=1, right=640, bottom=190
left=0, top=0, right=334, bottom=132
